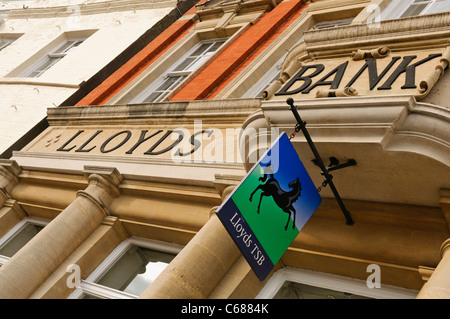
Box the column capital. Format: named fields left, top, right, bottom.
left=240, top=110, right=273, bottom=172
left=78, top=166, right=123, bottom=213
left=440, top=238, right=450, bottom=257
left=213, top=173, right=243, bottom=201
left=82, top=166, right=123, bottom=186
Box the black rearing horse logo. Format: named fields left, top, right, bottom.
left=249, top=164, right=302, bottom=231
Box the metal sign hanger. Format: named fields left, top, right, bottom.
left=286, top=97, right=356, bottom=226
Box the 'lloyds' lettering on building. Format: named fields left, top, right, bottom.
left=56, top=129, right=214, bottom=156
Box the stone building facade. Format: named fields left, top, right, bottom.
left=0, top=0, right=449, bottom=299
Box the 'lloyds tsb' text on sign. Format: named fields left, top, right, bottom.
left=216, top=133, right=322, bottom=281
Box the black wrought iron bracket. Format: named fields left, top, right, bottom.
left=286, top=98, right=356, bottom=226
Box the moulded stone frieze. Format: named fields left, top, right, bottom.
left=12, top=99, right=259, bottom=177
left=262, top=96, right=450, bottom=163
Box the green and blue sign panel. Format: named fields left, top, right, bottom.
left=216, top=132, right=322, bottom=281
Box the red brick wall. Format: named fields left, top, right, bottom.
left=76, top=18, right=196, bottom=106
left=206, top=1, right=307, bottom=99
left=77, top=0, right=306, bottom=106
left=170, top=0, right=306, bottom=101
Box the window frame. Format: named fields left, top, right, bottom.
left=130, top=37, right=229, bottom=104
left=20, top=37, right=87, bottom=78
left=68, top=237, right=183, bottom=299
left=381, top=0, right=450, bottom=20
left=0, top=217, right=49, bottom=265
left=0, top=33, right=23, bottom=52
left=0, top=38, right=15, bottom=51
left=255, top=267, right=418, bottom=299
left=108, top=22, right=243, bottom=105
left=310, top=17, right=354, bottom=30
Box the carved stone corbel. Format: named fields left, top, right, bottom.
left=315, top=87, right=358, bottom=98
left=262, top=42, right=309, bottom=100
left=351, top=46, right=390, bottom=60
left=214, top=4, right=239, bottom=37
left=415, top=46, right=450, bottom=100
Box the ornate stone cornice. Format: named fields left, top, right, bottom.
left=195, top=0, right=282, bottom=22
left=4, top=0, right=178, bottom=19
left=47, top=98, right=261, bottom=126
left=303, top=11, right=450, bottom=57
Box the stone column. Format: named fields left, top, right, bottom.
left=417, top=189, right=450, bottom=298
left=0, top=166, right=122, bottom=299
left=416, top=238, right=450, bottom=299
left=139, top=184, right=241, bottom=299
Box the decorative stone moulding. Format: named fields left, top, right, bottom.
left=195, top=0, right=282, bottom=21
left=351, top=46, right=391, bottom=61
left=315, top=87, right=358, bottom=98
left=416, top=46, right=450, bottom=99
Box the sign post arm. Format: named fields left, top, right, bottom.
left=286, top=98, right=355, bottom=226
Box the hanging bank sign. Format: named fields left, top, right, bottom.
left=216, top=133, right=322, bottom=281
left=270, top=47, right=449, bottom=100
